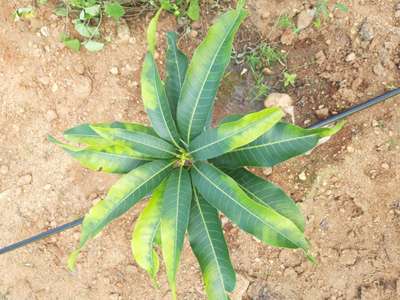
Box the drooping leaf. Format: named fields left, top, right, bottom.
left=189, top=108, right=283, bottom=161
left=187, top=0, right=200, bottom=21
left=84, top=40, right=104, bottom=52
left=48, top=135, right=148, bottom=173
left=176, top=3, right=247, bottom=143
left=165, top=32, right=189, bottom=118
left=63, top=122, right=156, bottom=146
left=91, top=126, right=178, bottom=159
left=62, top=37, right=81, bottom=52
left=73, top=20, right=99, bottom=38
left=146, top=8, right=162, bottom=54
left=68, top=160, right=174, bottom=269
left=188, top=189, right=235, bottom=299
left=141, top=52, right=182, bottom=148
left=226, top=168, right=305, bottom=232
left=191, top=162, right=309, bottom=252
left=214, top=122, right=343, bottom=169
left=131, top=181, right=166, bottom=283
left=161, top=166, right=192, bottom=299
left=104, top=2, right=125, bottom=21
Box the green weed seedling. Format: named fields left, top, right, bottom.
left=50, top=2, right=342, bottom=299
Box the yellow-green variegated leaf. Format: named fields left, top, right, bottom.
left=176, top=2, right=247, bottom=143
left=91, top=126, right=177, bottom=159
left=63, top=122, right=156, bottom=146
left=226, top=168, right=305, bottom=232
left=214, top=121, right=343, bottom=169
left=161, top=166, right=192, bottom=299
left=48, top=136, right=148, bottom=173
left=165, top=32, right=188, bottom=118
left=191, top=162, right=309, bottom=252
left=131, top=180, right=166, bottom=283
left=69, top=160, right=174, bottom=269
left=188, top=189, right=235, bottom=300
left=189, top=108, right=283, bottom=161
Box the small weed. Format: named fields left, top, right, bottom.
left=278, top=14, right=300, bottom=33
left=283, top=71, right=297, bottom=87
left=313, top=1, right=349, bottom=29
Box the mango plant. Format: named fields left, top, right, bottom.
left=50, top=2, right=341, bottom=299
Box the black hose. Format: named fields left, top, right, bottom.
left=0, top=88, right=399, bottom=256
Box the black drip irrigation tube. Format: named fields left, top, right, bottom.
left=1, top=88, right=399, bottom=256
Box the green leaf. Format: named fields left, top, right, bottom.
left=48, top=135, right=148, bottom=173
left=165, top=32, right=189, bottom=119
left=189, top=108, right=283, bottom=161
left=226, top=168, right=305, bottom=232
left=214, top=122, right=343, bottom=169
left=105, top=2, right=125, bottom=20
left=62, top=38, right=81, bottom=52
left=191, top=162, right=309, bottom=252
left=187, top=0, right=200, bottom=21
left=141, top=52, right=181, bottom=148
left=63, top=122, right=156, bottom=146
left=161, top=166, right=192, bottom=299
left=176, top=4, right=247, bottom=143
left=84, top=5, right=100, bottom=17
left=131, top=181, right=166, bottom=283
left=84, top=40, right=104, bottom=52
left=68, top=160, right=174, bottom=269
left=91, top=126, right=178, bottom=159
left=73, top=20, right=99, bottom=38
left=188, top=190, right=235, bottom=299
left=334, top=3, right=349, bottom=13
left=54, top=6, right=68, bottom=17
left=146, top=9, right=162, bottom=54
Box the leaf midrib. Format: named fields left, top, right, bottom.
left=83, top=161, right=174, bottom=244
left=193, top=190, right=228, bottom=294
left=193, top=164, right=303, bottom=249
left=184, top=11, right=242, bottom=143
left=230, top=134, right=319, bottom=153
left=173, top=166, right=183, bottom=274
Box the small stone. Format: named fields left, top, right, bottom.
left=74, top=63, right=85, bottom=75
left=359, top=20, right=374, bottom=41
left=110, top=67, right=119, bottom=75
left=40, top=26, right=49, bottom=37
left=44, top=184, right=52, bottom=190
left=296, top=9, right=316, bottom=30
left=0, top=165, right=9, bottom=175
left=371, top=119, right=379, bottom=127
left=51, top=83, right=58, bottom=93
left=315, top=107, right=329, bottom=119
left=347, top=146, right=355, bottom=153
left=191, top=21, right=202, bottom=29
left=280, top=29, right=295, bottom=45
left=381, top=163, right=390, bottom=170
left=190, top=30, right=198, bottom=38
left=46, top=110, right=58, bottom=122
left=264, top=93, right=295, bottom=122
left=38, top=76, right=50, bottom=85
left=339, top=249, right=358, bottom=266
left=18, top=174, right=32, bottom=186
left=72, top=75, right=92, bottom=99
left=315, top=50, right=326, bottom=65
left=261, top=11, right=270, bottom=20
left=298, top=171, right=307, bottom=181
left=262, top=67, right=273, bottom=75
left=345, top=52, right=356, bottom=62
left=373, top=63, right=386, bottom=76
left=262, top=168, right=272, bottom=176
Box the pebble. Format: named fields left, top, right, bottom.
left=46, top=110, right=58, bottom=122
left=315, top=107, right=329, bottom=119
left=373, top=63, right=386, bottom=76
left=359, top=20, right=374, bottom=41
left=264, top=93, right=295, bottom=122
left=191, top=20, right=202, bottom=29
left=346, top=145, right=355, bottom=153
left=339, top=249, right=358, bottom=266
left=51, top=83, right=58, bottom=93
left=345, top=52, right=356, bottom=62
left=18, top=174, right=32, bottom=186
left=190, top=30, right=198, bottom=38
left=40, top=26, right=49, bottom=37
left=72, top=75, right=92, bottom=99
left=262, top=168, right=272, bottom=176
left=381, top=163, right=390, bottom=170
left=0, top=165, right=9, bottom=175
left=315, top=50, right=326, bottom=65
left=110, top=66, right=119, bottom=75
left=280, top=29, right=295, bottom=45
left=261, top=11, right=270, bottom=20
left=296, top=9, right=316, bottom=30
left=298, top=171, right=307, bottom=181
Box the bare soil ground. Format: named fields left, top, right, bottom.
left=0, top=0, right=399, bottom=299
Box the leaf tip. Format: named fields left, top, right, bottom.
left=67, top=248, right=81, bottom=271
